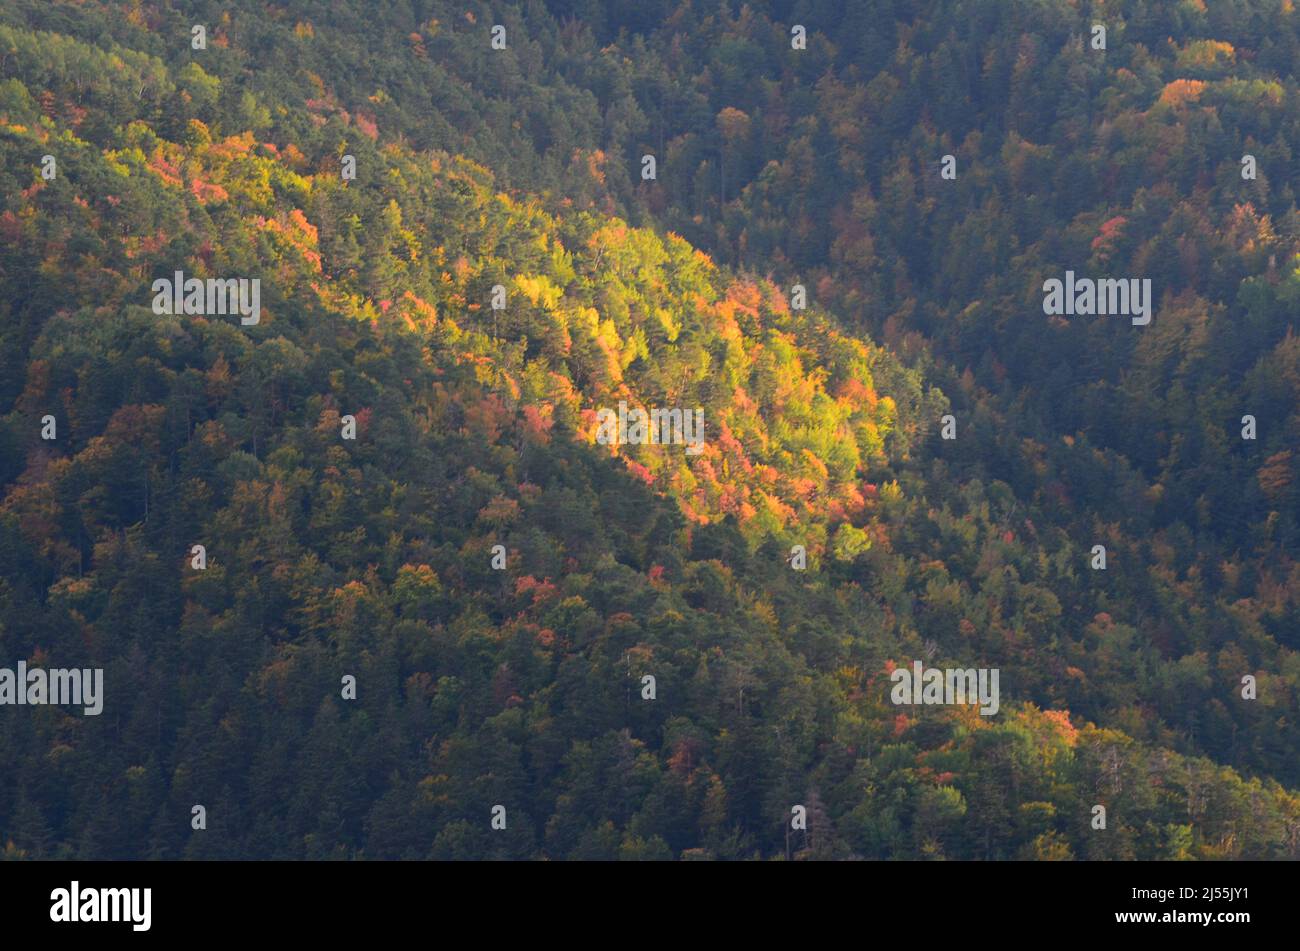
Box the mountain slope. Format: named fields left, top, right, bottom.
left=0, top=2, right=1297, bottom=859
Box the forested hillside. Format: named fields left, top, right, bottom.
left=0, top=1, right=1298, bottom=859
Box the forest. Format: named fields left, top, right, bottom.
left=0, top=0, right=1298, bottom=860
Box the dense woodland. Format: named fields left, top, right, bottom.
left=0, top=0, right=1298, bottom=859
